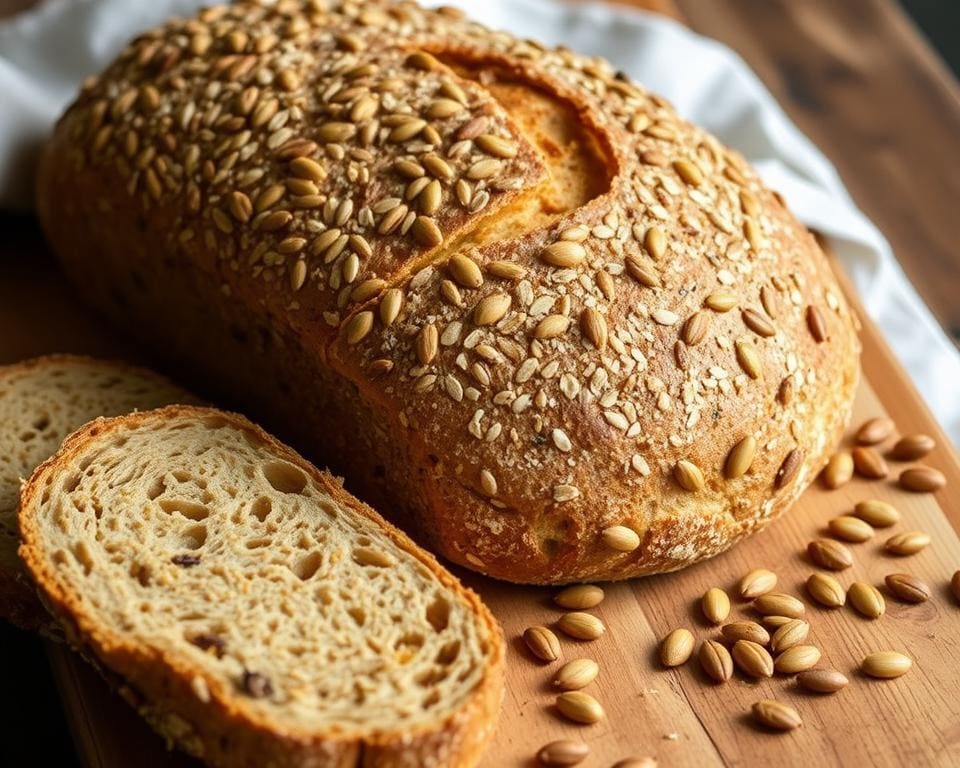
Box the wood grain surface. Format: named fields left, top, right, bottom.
left=0, top=1, right=959, bottom=767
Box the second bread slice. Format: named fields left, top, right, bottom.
left=18, top=406, right=503, bottom=768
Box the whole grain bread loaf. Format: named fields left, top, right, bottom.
left=18, top=406, right=503, bottom=768
left=37, top=0, right=860, bottom=584
left=0, top=354, right=192, bottom=630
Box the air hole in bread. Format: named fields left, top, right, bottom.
left=130, top=561, right=151, bottom=587
left=179, top=524, right=207, bottom=550
left=62, top=472, right=82, bottom=493
left=425, top=595, right=451, bottom=633
left=348, top=606, right=366, bottom=627
left=201, top=415, right=229, bottom=429
left=172, top=469, right=192, bottom=483
left=250, top=497, right=272, bottom=522
left=435, top=640, right=461, bottom=666
left=262, top=461, right=308, bottom=494
left=31, top=414, right=51, bottom=431
left=146, top=476, right=166, bottom=500
left=159, top=499, right=210, bottom=521
left=540, top=537, right=563, bottom=558
left=246, top=537, right=272, bottom=549
left=415, top=667, right=449, bottom=688
left=421, top=690, right=441, bottom=709
left=290, top=551, right=323, bottom=581
left=19, top=430, right=36, bottom=442
left=71, top=541, right=95, bottom=574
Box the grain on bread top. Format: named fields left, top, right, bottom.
left=57, top=0, right=859, bottom=579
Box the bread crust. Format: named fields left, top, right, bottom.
left=37, top=1, right=860, bottom=584
left=0, top=353, right=193, bottom=632
left=18, top=405, right=504, bottom=768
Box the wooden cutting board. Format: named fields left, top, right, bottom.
left=2, top=1, right=959, bottom=767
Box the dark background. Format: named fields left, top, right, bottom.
left=0, top=1, right=957, bottom=766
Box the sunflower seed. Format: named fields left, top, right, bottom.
left=775, top=645, right=821, bottom=674
left=807, top=539, right=853, bottom=570
left=555, top=585, right=605, bottom=610
left=702, top=588, right=731, bottom=625
left=738, top=569, right=778, bottom=599
left=721, top=622, right=770, bottom=646
left=660, top=628, right=695, bottom=667
left=554, top=659, right=599, bottom=690
left=557, top=612, right=605, bottom=641
left=725, top=436, right=757, bottom=479
left=898, top=466, right=946, bottom=493
left=806, top=305, right=828, bottom=342
left=828, top=515, right=874, bottom=543
left=856, top=416, right=894, bottom=445
left=848, top=582, right=885, bottom=619
left=805, top=573, right=846, bottom=608
left=473, top=293, right=511, bottom=325
left=674, top=460, right=704, bottom=491
left=822, top=451, right=854, bottom=489
left=533, top=314, right=571, bottom=339
left=852, top=446, right=889, bottom=479
left=556, top=691, right=604, bottom=724
left=853, top=499, right=900, bottom=528
left=754, top=593, right=806, bottom=618
left=770, top=619, right=809, bottom=653
left=580, top=307, right=608, bottom=349
left=884, top=573, right=931, bottom=603
left=705, top=289, right=737, bottom=312
left=890, top=434, right=935, bottom=461
left=344, top=311, right=374, bottom=344
left=735, top=340, right=762, bottom=379
left=541, top=241, right=586, bottom=268
left=524, top=626, right=561, bottom=662
left=448, top=253, right=483, bottom=288
left=732, top=639, right=774, bottom=678
left=415, top=323, right=438, bottom=365
left=752, top=699, right=802, bottom=731
left=884, top=531, right=930, bottom=556
left=743, top=308, right=775, bottom=337
left=602, top=525, right=640, bottom=552
left=699, top=639, right=733, bottom=682
left=861, top=651, right=911, bottom=679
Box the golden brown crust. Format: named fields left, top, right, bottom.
left=37, top=0, right=860, bottom=584
left=18, top=405, right=504, bottom=768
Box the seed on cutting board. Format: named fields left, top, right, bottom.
left=848, top=582, right=886, bottom=619
left=660, top=628, right=695, bottom=667
left=775, top=645, right=821, bottom=675
left=797, top=669, right=849, bottom=693
left=853, top=499, right=900, bottom=528
left=732, top=639, right=774, bottom=678
left=761, top=615, right=795, bottom=629
left=952, top=571, right=960, bottom=603
left=702, top=587, right=731, bottom=624
left=770, top=619, right=810, bottom=653
left=612, top=760, right=658, bottom=768
left=699, top=639, right=734, bottom=682
left=899, top=466, right=946, bottom=493
left=852, top=446, right=889, bottom=479
left=524, top=626, right=561, bottom=662
left=554, top=585, right=605, bottom=610
left=554, top=659, right=600, bottom=690
left=556, top=691, right=605, bottom=724
left=557, top=612, right=605, bottom=641
left=806, top=573, right=846, bottom=608
left=537, top=740, right=589, bottom=766
left=738, top=568, right=778, bottom=599
left=754, top=592, right=806, bottom=618
left=856, top=416, right=895, bottom=445
left=752, top=699, right=802, bottom=731
left=828, top=515, right=875, bottom=543
left=721, top=621, right=770, bottom=646
left=884, top=531, right=931, bottom=556
left=861, top=651, right=912, bottom=679
left=808, top=539, right=853, bottom=570
left=884, top=573, right=931, bottom=603
left=602, top=525, right=641, bottom=552
left=822, top=451, right=854, bottom=489
left=889, top=434, right=935, bottom=461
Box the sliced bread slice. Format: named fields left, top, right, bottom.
left=0, top=355, right=192, bottom=631
left=18, top=406, right=504, bottom=768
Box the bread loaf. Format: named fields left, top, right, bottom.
left=0, top=355, right=191, bottom=630
left=18, top=406, right=503, bottom=767
left=37, top=1, right=860, bottom=583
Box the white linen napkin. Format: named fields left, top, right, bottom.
left=2, top=0, right=958, bottom=443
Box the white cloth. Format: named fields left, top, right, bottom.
left=2, top=0, right=958, bottom=443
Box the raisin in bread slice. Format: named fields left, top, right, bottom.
left=0, top=355, right=192, bottom=631
left=18, top=406, right=504, bottom=768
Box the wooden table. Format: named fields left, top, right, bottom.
left=1, top=1, right=959, bottom=767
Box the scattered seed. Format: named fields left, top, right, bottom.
left=673, top=159, right=704, bottom=186
left=807, top=539, right=853, bottom=570
left=702, top=587, right=731, bottom=625
left=705, top=289, right=737, bottom=312
left=761, top=615, right=795, bottom=630
left=822, top=451, right=854, bottom=489
left=752, top=699, right=802, bottom=731
left=487, top=260, right=526, bottom=280
left=742, top=308, right=776, bottom=337
left=806, top=573, right=846, bottom=608
left=524, top=626, right=561, bottom=662
left=806, top=305, right=828, bottom=342
left=537, top=740, right=589, bottom=766
left=775, top=645, right=821, bottom=674
left=884, top=573, right=931, bottom=603
left=775, top=448, right=803, bottom=489
left=853, top=500, right=900, bottom=528
left=448, top=253, right=484, bottom=288
left=797, top=669, right=849, bottom=693
left=735, top=340, right=763, bottom=379
left=557, top=612, right=605, bottom=641
left=699, top=639, right=734, bottom=682
left=770, top=619, right=810, bottom=653
left=660, top=628, right=695, bottom=667
left=884, top=531, right=931, bottom=556
left=725, top=436, right=757, bottom=479
left=415, top=323, right=438, bottom=365
left=899, top=466, right=946, bottom=493
left=674, top=459, right=704, bottom=491
left=580, top=307, right=608, bottom=350
left=738, top=569, right=778, bottom=599
left=890, top=434, right=935, bottom=461
left=475, top=134, right=518, bottom=158
left=644, top=226, right=667, bottom=260
left=852, top=446, right=889, bottom=479
left=828, top=515, right=874, bottom=543
left=754, top=593, right=806, bottom=618
left=411, top=215, right=443, bottom=247
left=534, top=314, right=571, bottom=340
left=602, top=525, right=640, bottom=552
left=555, top=585, right=605, bottom=610
left=473, top=293, right=511, bottom=326
left=344, top=311, right=374, bottom=344
left=856, top=417, right=894, bottom=445
left=241, top=671, right=273, bottom=699
left=721, top=621, right=770, bottom=646
left=848, top=582, right=885, bottom=619
left=861, top=651, right=911, bottom=679
left=379, top=289, right=402, bottom=326
left=556, top=691, right=604, bottom=724
left=554, top=659, right=600, bottom=690
left=625, top=258, right=660, bottom=287
left=541, top=241, right=586, bottom=268
left=732, top=639, right=774, bottom=678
